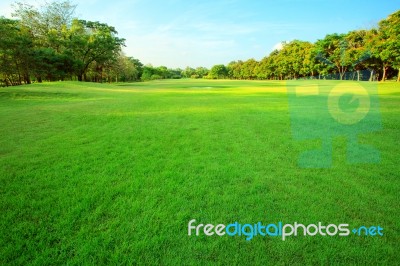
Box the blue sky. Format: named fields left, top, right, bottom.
left=1, top=0, right=399, bottom=68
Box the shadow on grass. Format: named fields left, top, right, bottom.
left=0, top=91, right=80, bottom=100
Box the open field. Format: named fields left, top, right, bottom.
left=0, top=79, right=399, bottom=265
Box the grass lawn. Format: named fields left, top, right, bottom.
left=0, top=79, right=399, bottom=265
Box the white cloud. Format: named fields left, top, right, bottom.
left=272, top=42, right=284, bottom=51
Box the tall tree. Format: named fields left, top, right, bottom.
left=12, top=1, right=76, bottom=48
left=314, top=34, right=352, bottom=80
left=0, top=17, right=34, bottom=85
left=66, top=19, right=125, bottom=81
left=346, top=30, right=372, bottom=81
left=376, top=10, right=400, bottom=81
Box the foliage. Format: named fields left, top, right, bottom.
left=0, top=1, right=128, bottom=85
left=208, top=64, right=228, bottom=79
left=140, top=65, right=183, bottom=81
left=1, top=2, right=399, bottom=86
left=210, top=10, right=400, bottom=82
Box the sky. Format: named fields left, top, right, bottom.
left=0, top=0, right=399, bottom=69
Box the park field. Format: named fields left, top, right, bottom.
left=0, top=79, right=399, bottom=265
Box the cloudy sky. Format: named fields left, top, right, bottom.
left=0, top=0, right=398, bottom=68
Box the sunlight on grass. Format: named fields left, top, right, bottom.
left=0, top=80, right=399, bottom=265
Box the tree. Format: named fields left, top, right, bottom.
left=374, top=10, right=400, bottom=81
left=241, top=59, right=258, bottom=79
left=227, top=60, right=244, bottom=79
left=208, top=64, right=228, bottom=79
left=255, top=57, right=269, bottom=79
left=0, top=17, right=34, bottom=85
left=66, top=19, right=125, bottom=81
left=10, top=1, right=125, bottom=83
left=275, top=40, right=314, bottom=79
left=157, top=66, right=169, bottom=79
left=102, top=54, right=141, bottom=83
left=31, top=47, right=72, bottom=82
left=141, top=65, right=154, bottom=81
left=3, top=1, right=399, bottom=84
left=258, top=50, right=281, bottom=80
left=168, top=68, right=183, bottom=79
left=182, top=67, right=196, bottom=78
left=314, top=34, right=353, bottom=80
left=12, top=1, right=76, bottom=48
left=195, top=67, right=208, bottom=78
left=346, top=30, right=372, bottom=81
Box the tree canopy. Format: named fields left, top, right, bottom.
left=0, top=0, right=129, bottom=85
left=0, top=2, right=399, bottom=86
left=213, top=10, right=400, bottom=82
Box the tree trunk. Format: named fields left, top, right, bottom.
left=397, top=68, right=400, bottom=82
left=357, top=70, right=360, bottom=81
left=17, top=71, right=22, bottom=85
left=5, top=77, right=11, bottom=87
left=369, top=70, right=374, bottom=82
left=24, top=74, right=31, bottom=84
left=381, top=66, right=387, bottom=81
left=351, top=72, right=355, bottom=81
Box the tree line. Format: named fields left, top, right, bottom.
left=0, top=1, right=130, bottom=86
left=214, top=10, right=399, bottom=82
left=0, top=2, right=399, bottom=86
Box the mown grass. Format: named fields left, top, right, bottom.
left=0, top=79, right=399, bottom=265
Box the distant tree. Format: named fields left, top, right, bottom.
left=257, top=50, right=281, bottom=80
left=208, top=64, right=228, bottom=79
left=182, top=67, right=196, bottom=78
left=255, top=57, right=269, bottom=79
left=274, top=40, right=314, bottom=79
left=301, top=43, right=316, bottom=78
left=168, top=68, right=183, bottom=79
left=195, top=67, right=208, bottom=78
left=103, top=54, right=141, bottom=82
left=141, top=65, right=155, bottom=81
left=157, top=66, right=169, bottom=79
left=241, top=59, right=258, bottom=79
left=227, top=60, right=243, bottom=79
left=3, top=1, right=399, bottom=84
left=130, top=58, right=144, bottom=79
left=140, top=65, right=179, bottom=80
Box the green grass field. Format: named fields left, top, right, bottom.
left=0, top=79, right=399, bottom=265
